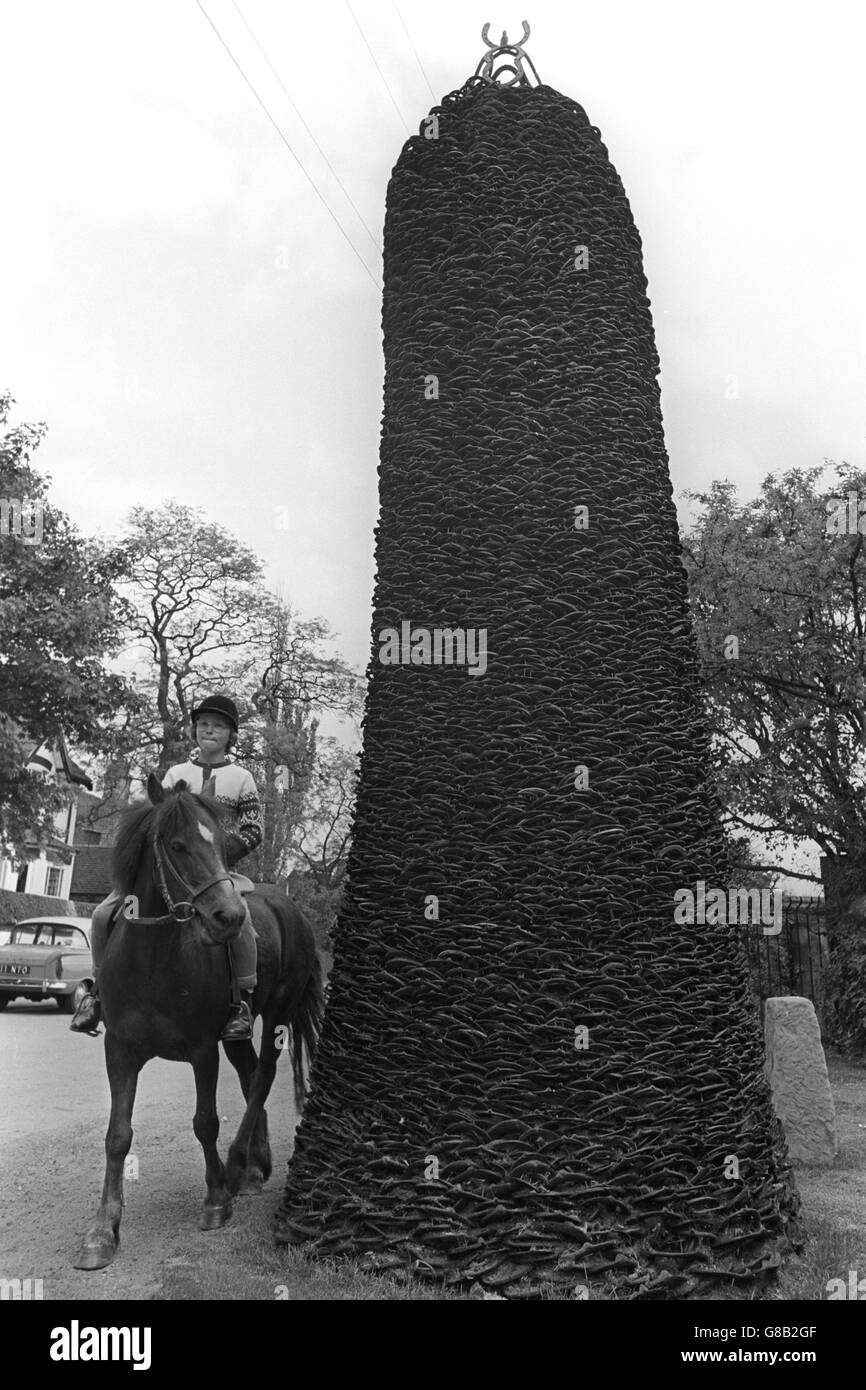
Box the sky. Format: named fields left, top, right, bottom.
left=2, top=0, right=865, bottom=882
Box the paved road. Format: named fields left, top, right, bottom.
left=0, top=1000, right=299, bottom=1300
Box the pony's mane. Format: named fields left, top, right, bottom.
left=111, top=783, right=227, bottom=893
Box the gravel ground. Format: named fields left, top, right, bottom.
left=0, top=999, right=299, bottom=1301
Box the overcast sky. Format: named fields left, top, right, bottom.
left=2, top=0, right=864, bottom=878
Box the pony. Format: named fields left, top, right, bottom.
left=73, top=773, right=323, bottom=1270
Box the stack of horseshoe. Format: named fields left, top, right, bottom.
left=276, top=73, right=802, bottom=1299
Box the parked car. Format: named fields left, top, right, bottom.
left=0, top=916, right=94, bottom=1013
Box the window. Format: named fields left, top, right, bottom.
left=50, top=926, right=88, bottom=949
left=11, top=926, right=38, bottom=945
left=45, top=866, right=64, bottom=897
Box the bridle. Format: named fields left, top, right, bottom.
left=121, top=829, right=235, bottom=927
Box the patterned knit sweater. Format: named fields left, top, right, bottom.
left=162, top=749, right=263, bottom=867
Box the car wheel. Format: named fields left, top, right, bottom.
left=60, top=981, right=91, bottom=1015
left=0, top=997, right=9, bottom=1011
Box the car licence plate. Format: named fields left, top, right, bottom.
left=0, top=964, right=30, bottom=976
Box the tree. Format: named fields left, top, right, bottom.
left=116, top=500, right=271, bottom=771
left=681, top=464, right=866, bottom=881
left=292, top=737, right=357, bottom=891
left=100, top=512, right=362, bottom=892
left=0, top=393, right=137, bottom=858
left=241, top=695, right=318, bottom=885
left=283, top=739, right=358, bottom=957
left=232, top=598, right=362, bottom=883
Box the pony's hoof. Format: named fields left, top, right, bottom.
left=225, top=1163, right=245, bottom=1197
left=199, top=1201, right=232, bottom=1231
left=238, top=1169, right=265, bottom=1196
left=72, top=1234, right=118, bottom=1270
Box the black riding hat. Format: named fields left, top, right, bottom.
left=190, top=694, right=239, bottom=733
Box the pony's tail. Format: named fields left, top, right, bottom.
left=290, top=952, right=324, bottom=1113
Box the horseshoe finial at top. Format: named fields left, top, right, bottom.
left=476, top=21, right=539, bottom=87
left=480, top=21, right=530, bottom=50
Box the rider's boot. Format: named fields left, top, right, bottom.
left=70, top=893, right=117, bottom=1036
left=221, top=989, right=254, bottom=1042
left=69, top=986, right=102, bottom=1036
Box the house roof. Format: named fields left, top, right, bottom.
left=26, top=735, right=93, bottom=790
left=70, top=846, right=114, bottom=897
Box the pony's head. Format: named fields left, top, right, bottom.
left=112, top=773, right=249, bottom=947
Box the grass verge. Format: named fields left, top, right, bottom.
left=158, top=1052, right=866, bottom=1300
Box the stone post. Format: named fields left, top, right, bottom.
left=764, top=996, right=837, bottom=1164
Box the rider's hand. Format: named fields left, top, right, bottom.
left=224, top=832, right=247, bottom=868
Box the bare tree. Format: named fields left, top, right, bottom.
left=117, top=500, right=271, bottom=770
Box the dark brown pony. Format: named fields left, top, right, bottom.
left=73, top=773, right=323, bottom=1270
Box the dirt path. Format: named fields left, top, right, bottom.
left=0, top=1002, right=299, bottom=1301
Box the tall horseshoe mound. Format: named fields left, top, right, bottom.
left=277, top=77, right=801, bottom=1299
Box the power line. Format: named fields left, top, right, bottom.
left=344, top=0, right=411, bottom=136
left=231, top=0, right=382, bottom=257
left=392, top=1, right=437, bottom=104
left=194, top=0, right=380, bottom=290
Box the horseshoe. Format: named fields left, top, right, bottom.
left=480, top=21, right=531, bottom=52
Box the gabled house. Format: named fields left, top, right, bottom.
left=69, top=845, right=114, bottom=909
left=68, top=784, right=123, bottom=907
left=0, top=735, right=93, bottom=901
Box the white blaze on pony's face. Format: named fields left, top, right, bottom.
left=183, top=801, right=246, bottom=944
